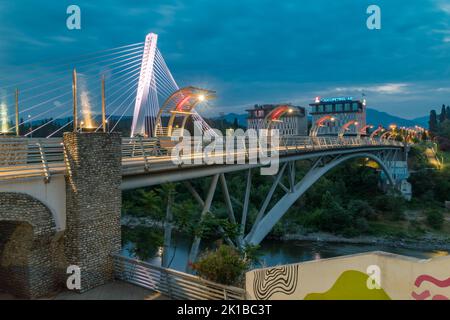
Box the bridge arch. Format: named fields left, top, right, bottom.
left=245, top=152, right=395, bottom=245
left=0, top=193, right=63, bottom=298
left=154, top=86, right=216, bottom=137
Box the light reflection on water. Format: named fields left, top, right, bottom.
left=122, top=234, right=448, bottom=273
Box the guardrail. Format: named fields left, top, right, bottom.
left=0, top=135, right=405, bottom=182
left=112, top=254, right=246, bottom=300
left=0, top=137, right=65, bottom=181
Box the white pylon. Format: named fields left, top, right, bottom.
left=131, top=33, right=158, bottom=137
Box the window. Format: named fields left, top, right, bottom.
left=352, top=103, right=359, bottom=111
left=344, top=103, right=351, bottom=111
left=336, top=104, right=343, bottom=112
left=325, top=104, right=333, bottom=112
left=318, top=105, right=324, bottom=113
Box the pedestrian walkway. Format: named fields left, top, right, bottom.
left=0, top=281, right=170, bottom=300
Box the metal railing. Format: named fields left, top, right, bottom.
left=0, top=137, right=65, bottom=181
left=113, top=254, right=246, bottom=300
left=0, top=135, right=405, bottom=182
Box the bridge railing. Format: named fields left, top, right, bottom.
left=112, top=254, right=246, bottom=300
left=0, top=136, right=404, bottom=181
left=0, top=137, right=65, bottom=181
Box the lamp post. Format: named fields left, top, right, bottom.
left=28, top=114, right=32, bottom=138
left=310, top=115, right=336, bottom=137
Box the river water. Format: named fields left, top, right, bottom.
left=122, top=233, right=448, bottom=272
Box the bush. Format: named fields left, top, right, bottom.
left=191, top=245, right=249, bottom=286
left=425, top=209, right=444, bottom=230
left=373, top=195, right=405, bottom=221
left=347, top=200, right=377, bottom=220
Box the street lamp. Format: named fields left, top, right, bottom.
left=28, top=114, right=32, bottom=138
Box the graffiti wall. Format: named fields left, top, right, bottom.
left=245, top=251, right=450, bottom=300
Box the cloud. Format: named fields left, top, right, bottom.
left=334, top=83, right=409, bottom=95
left=0, top=0, right=448, bottom=119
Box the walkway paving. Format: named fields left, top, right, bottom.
left=0, top=281, right=170, bottom=300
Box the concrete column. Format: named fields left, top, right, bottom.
left=63, top=132, right=122, bottom=292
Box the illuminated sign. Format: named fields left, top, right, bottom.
left=319, top=97, right=353, bottom=103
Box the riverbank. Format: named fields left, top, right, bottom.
left=122, top=215, right=450, bottom=253
left=279, top=232, right=450, bottom=251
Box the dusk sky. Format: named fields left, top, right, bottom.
left=1, top=0, right=450, bottom=119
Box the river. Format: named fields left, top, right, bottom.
left=121, top=233, right=448, bottom=272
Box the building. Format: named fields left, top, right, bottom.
left=309, top=96, right=366, bottom=136
left=246, top=104, right=308, bottom=136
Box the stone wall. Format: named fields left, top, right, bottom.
left=0, top=136, right=27, bottom=166
left=0, top=193, right=64, bottom=298
left=63, top=132, right=122, bottom=292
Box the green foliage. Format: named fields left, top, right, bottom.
left=372, top=195, right=405, bottom=221
left=439, top=120, right=450, bottom=139
left=242, top=244, right=262, bottom=264
left=122, top=226, right=163, bottom=261
left=191, top=245, right=249, bottom=286
left=347, top=200, right=377, bottom=220
left=425, top=209, right=444, bottom=230
left=408, top=148, right=450, bottom=203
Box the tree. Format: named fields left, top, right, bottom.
left=439, top=104, right=446, bottom=124
left=447, top=106, right=450, bottom=120
left=191, top=245, right=249, bottom=286
left=233, top=117, right=239, bottom=129
left=429, top=110, right=438, bottom=133
left=425, top=209, right=444, bottom=230
left=439, top=120, right=450, bottom=139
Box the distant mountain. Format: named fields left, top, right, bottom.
left=366, top=109, right=428, bottom=128
left=410, top=116, right=429, bottom=128
left=213, top=109, right=429, bottom=129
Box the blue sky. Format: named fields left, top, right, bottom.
left=1, top=0, right=450, bottom=119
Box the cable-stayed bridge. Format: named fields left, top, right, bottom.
left=0, top=33, right=410, bottom=298
left=0, top=33, right=212, bottom=138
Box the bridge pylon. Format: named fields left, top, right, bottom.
left=131, top=33, right=159, bottom=138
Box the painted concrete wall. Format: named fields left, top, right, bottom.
left=246, top=251, right=450, bottom=300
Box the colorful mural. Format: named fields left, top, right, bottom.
left=253, top=265, right=299, bottom=300
left=245, top=251, right=450, bottom=300
left=411, top=275, right=450, bottom=300
left=304, top=270, right=390, bottom=300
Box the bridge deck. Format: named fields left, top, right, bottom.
left=0, top=136, right=405, bottom=184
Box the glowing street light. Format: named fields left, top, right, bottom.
left=198, top=94, right=206, bottom=102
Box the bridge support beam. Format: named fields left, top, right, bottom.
left=63, top=132, right=122, bottom=292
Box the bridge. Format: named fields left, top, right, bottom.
left=0, top=33, right=410, bottom=299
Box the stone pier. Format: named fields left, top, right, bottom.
left=63, top=132, right=122, bottom=292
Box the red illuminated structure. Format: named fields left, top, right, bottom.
left=154, top=86, right=216, bottom=137
left=247, top=104, right=307, bottom=135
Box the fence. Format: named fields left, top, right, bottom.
left=0, top=137, right=65, bottom=181
left=112, top=254, right=246, bottom=300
